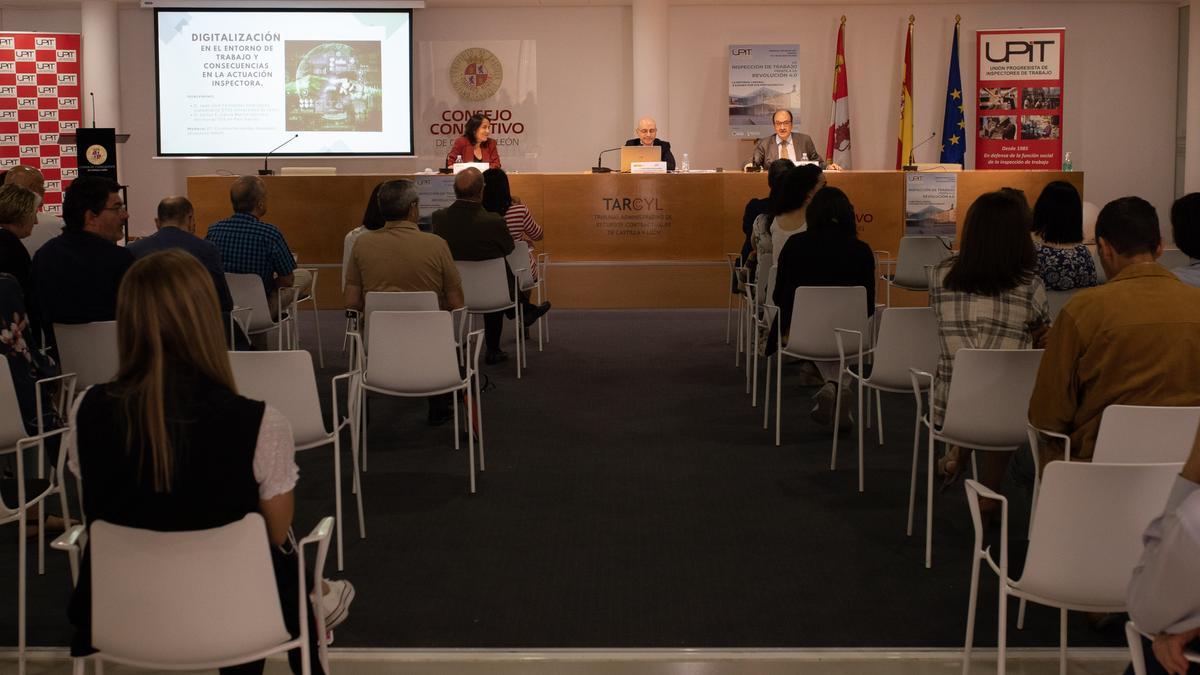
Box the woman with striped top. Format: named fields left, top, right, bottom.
left=482, top=168, right=543, bottom=281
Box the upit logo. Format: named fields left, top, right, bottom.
left=731, top=48, right=752, bottom=56
left=985, top=40, right=1055, bottom=63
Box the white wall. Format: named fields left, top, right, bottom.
left=0, top=2, right=1180, bottom=239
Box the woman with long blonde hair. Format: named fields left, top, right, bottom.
left=65, top=249, right=351, bottom=675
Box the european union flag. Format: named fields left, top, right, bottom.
left=940, top=21, right=965, bottom=165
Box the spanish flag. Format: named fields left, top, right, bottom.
left=896, top=16, right=914, bottom=169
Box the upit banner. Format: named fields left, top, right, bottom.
left=974, top=28, right=1065, bottom=170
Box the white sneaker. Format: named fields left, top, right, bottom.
left=314, top=578, right=355, bottom=630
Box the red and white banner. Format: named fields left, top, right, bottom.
left=974, top=28, right=1065, bottom=170
left=825, top=19, right=851, bottom=169
left=0, top=32, right=82, bottom=215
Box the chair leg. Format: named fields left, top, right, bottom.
left=857, top=378, right=865, bottom=492
left=475, top=373, right=486, bottom=472
left=516, top=303, right=523, bottom=380
left=962, top=549, right=983, bottom=675
left=18, top=513, right=25, bottom=675
left=725, top=289, right=733, bottom=344
left=762, top=354, right=772, bottom=429
left=1018, top=598, right=1027, bottom=629
left=875, top=390, right=885, bottom=444
left=997, top=586, right=1008, bottom=675
left=361, top=394, right=369, bottom=472
left=1059, top=608, right=1068, bottom=675
left=332, top=438, right=344, bottom=572
left=1126, top=622, right=1149, bottom=675
left=71, top=657, right=85, bottom=675
left=831, top=372, right=843, bottom=472
left=926, top=435, right=936, bottom=569
left=750, top=329, right=759, bottom=408
left=466, top=387, right=476, bottom=495
left=774, top=352, right=782, bottom=446
left=452, top=391, right=461, bottom=450
left=907, top=414, right=921, bottom=537
left=37, top=501, right=45, bottom=575
left=347, top=419, right=365, bottom=540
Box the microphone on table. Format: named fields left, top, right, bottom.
left=89, top=92, right=96, bottom=128
left=903, top=131, right=938, bottom=171
left=259, top=134, right=299, bottom=176
left=592, top=147, right=622, bottom=174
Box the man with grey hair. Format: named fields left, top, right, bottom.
left=4, top=164, right=59, bottom=256
left=129, top=196, right=234, bottom=312
left=623, top=116, right=675, bottom=171
left=344, top=178, right=464, bottom=425
left=205, top=175, right=307, bottom=315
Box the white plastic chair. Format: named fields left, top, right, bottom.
left=68, top=513, right=333, bottom=675
left=1158, top=248, right=1193, bottom=270
left=53, top=321, right=118, bottom=389
left=834, top=307, right=938, bottom=493
left=1125, top=620, right=1200, bottom=675
left=507, top=240, right=547, bottom=352
left=341, top=227, right=366, bottom=353
left=1044, top=289, right=1077, bottom=319
left=225, top=273, right=291, bottom=350
left=290, top=265, right=324, bottom=368
left=910, top=348, right=1043, bottom=568
left=1, top=360, right=74, bottom=675
left=457, top=258, right=524, bottom=378
left=1089, top=247, right=1107, bottom=283
left=352, top=311, right=485, bottom=493
left=962, top=462, right=1181, bottom=675
left=229, top=350, right=362, bottom=572
left=768, top=286, right=872, bottom=446
left=878, top=236, right=953, bottom=306
left=724, top=252, right=742, bottom=345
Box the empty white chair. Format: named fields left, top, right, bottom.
left=879, top=236, right=953, bottom=306
left=833, top=307, right=938, bottom=493
left=1, top=360, right=74, bottom=675
left=457, top=258, right=524, bottom=378
left=910, top=348, right=1043, bottom=568
left=769, top=286, right=871, bottom=446
left=962, top=462, right=1181, bottom=675
left=229, top=350, right=362, bottom=571
left=225, top=273, right=290, bottom=350
left=72, top=513, right=333, bottom=675
left=353, top=311, right=485, bottom=492
left=53, top=321, right=118, bottom=389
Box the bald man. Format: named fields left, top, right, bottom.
left=624, top=117, right=676, bottom=171
left=432, top=167, right=550, bottom=364
left=4, top=165, right=60, bottom=255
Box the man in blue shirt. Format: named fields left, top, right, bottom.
left=205, top=176, right=305, bottom=317
left=129, top=196, right=233, bottom=312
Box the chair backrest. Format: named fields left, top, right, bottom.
left=364, top=311, right=462, bottom=393
left=1089, top=247, right=1107, bottom=283
left=225, top=273, right=275, bottom=331
left=1022, top=462, right=1180, bottom=607
left=1158, top=248, right=1192, bottom=270
left=755, top=253, right=774, bottom=305
left=0, top=359, right=27, bottom=452
left=456, top=259, right=513, bottom=313
left=1046, top=289, right=1077, bottom=318
left=868, top=307, right=939, bottom=389
left=362, top=291, right=439, bottom=352
left=894, top=236, right=952, bottom=288
left=764, top=263, right=778, bottom=308
left=54, top=320, right=118, bottom=388
left=506, top=241, right=535, bottom=290
left=784, top=286, right=869, bottom=359
left=228, top=351, right=328, bottom=447
left=1092, top=405, right=1200, bottom=464
left=940, top=348, right=1043, bottom=446
left=89, top=514, right=291, bottom=667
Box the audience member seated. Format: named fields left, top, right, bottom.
left=1126, top=431, right=1200, bottom=675
left=433, top=167, right=549, bottom=365
left=30, top=175, right=134, bottom=352
left=771, top=186, right=876, bottom=427
left=205, top=175, right=310, bottom=320
left=748, top=159, right=798, bottom=277
left=0, top=184, right=42, bottom=340
left=65, top=250, right=353, bottom=675
left=344, top=179, right=465, bottom=426
left=4, top=165, right=59, bottom=256
left=1029, top=197, right=1200, bottom=464
left=931, top=190, right=1049, bottom=499
left=129, top=196, right=234, bottom=313
left=1169, top=192, right=1200, bottom=287
left=769, top=164, right=826, bottom=260
left=482, top=168, right=544, bottom=284
left=1031, top=180, right=1097, bottom=290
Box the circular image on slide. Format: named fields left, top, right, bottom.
left=450, top=48, right=503, bottom=101
left=284, top=41, right=383, bottom=132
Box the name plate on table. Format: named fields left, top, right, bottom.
left=630, top=161, right=668, bottom=174
left=792, top=159, right=820, bottom=167
left=452, top=162, right=491, bottom=174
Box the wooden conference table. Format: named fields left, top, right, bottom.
left=188, top=170, right=1083, bottom=309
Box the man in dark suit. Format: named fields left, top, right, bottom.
left=750, top=109, right=834, bottom=169
left=624, top=117, right=676, bottom=171
left=433, top=167, right=550, bottom=364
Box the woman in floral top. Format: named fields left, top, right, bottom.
left=1031, top=181, right=1098, bottom=290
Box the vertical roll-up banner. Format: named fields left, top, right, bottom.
left=975, top=28, right=1065, bottom=170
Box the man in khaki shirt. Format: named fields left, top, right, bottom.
left=1029, top=196, right=1200, bottom=463
left=344, top=179, right=465, bottom=425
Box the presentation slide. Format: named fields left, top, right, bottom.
left=155, top=9, right=412, bottom=156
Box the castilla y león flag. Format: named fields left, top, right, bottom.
left=826, top=18, right=851, bottom=169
